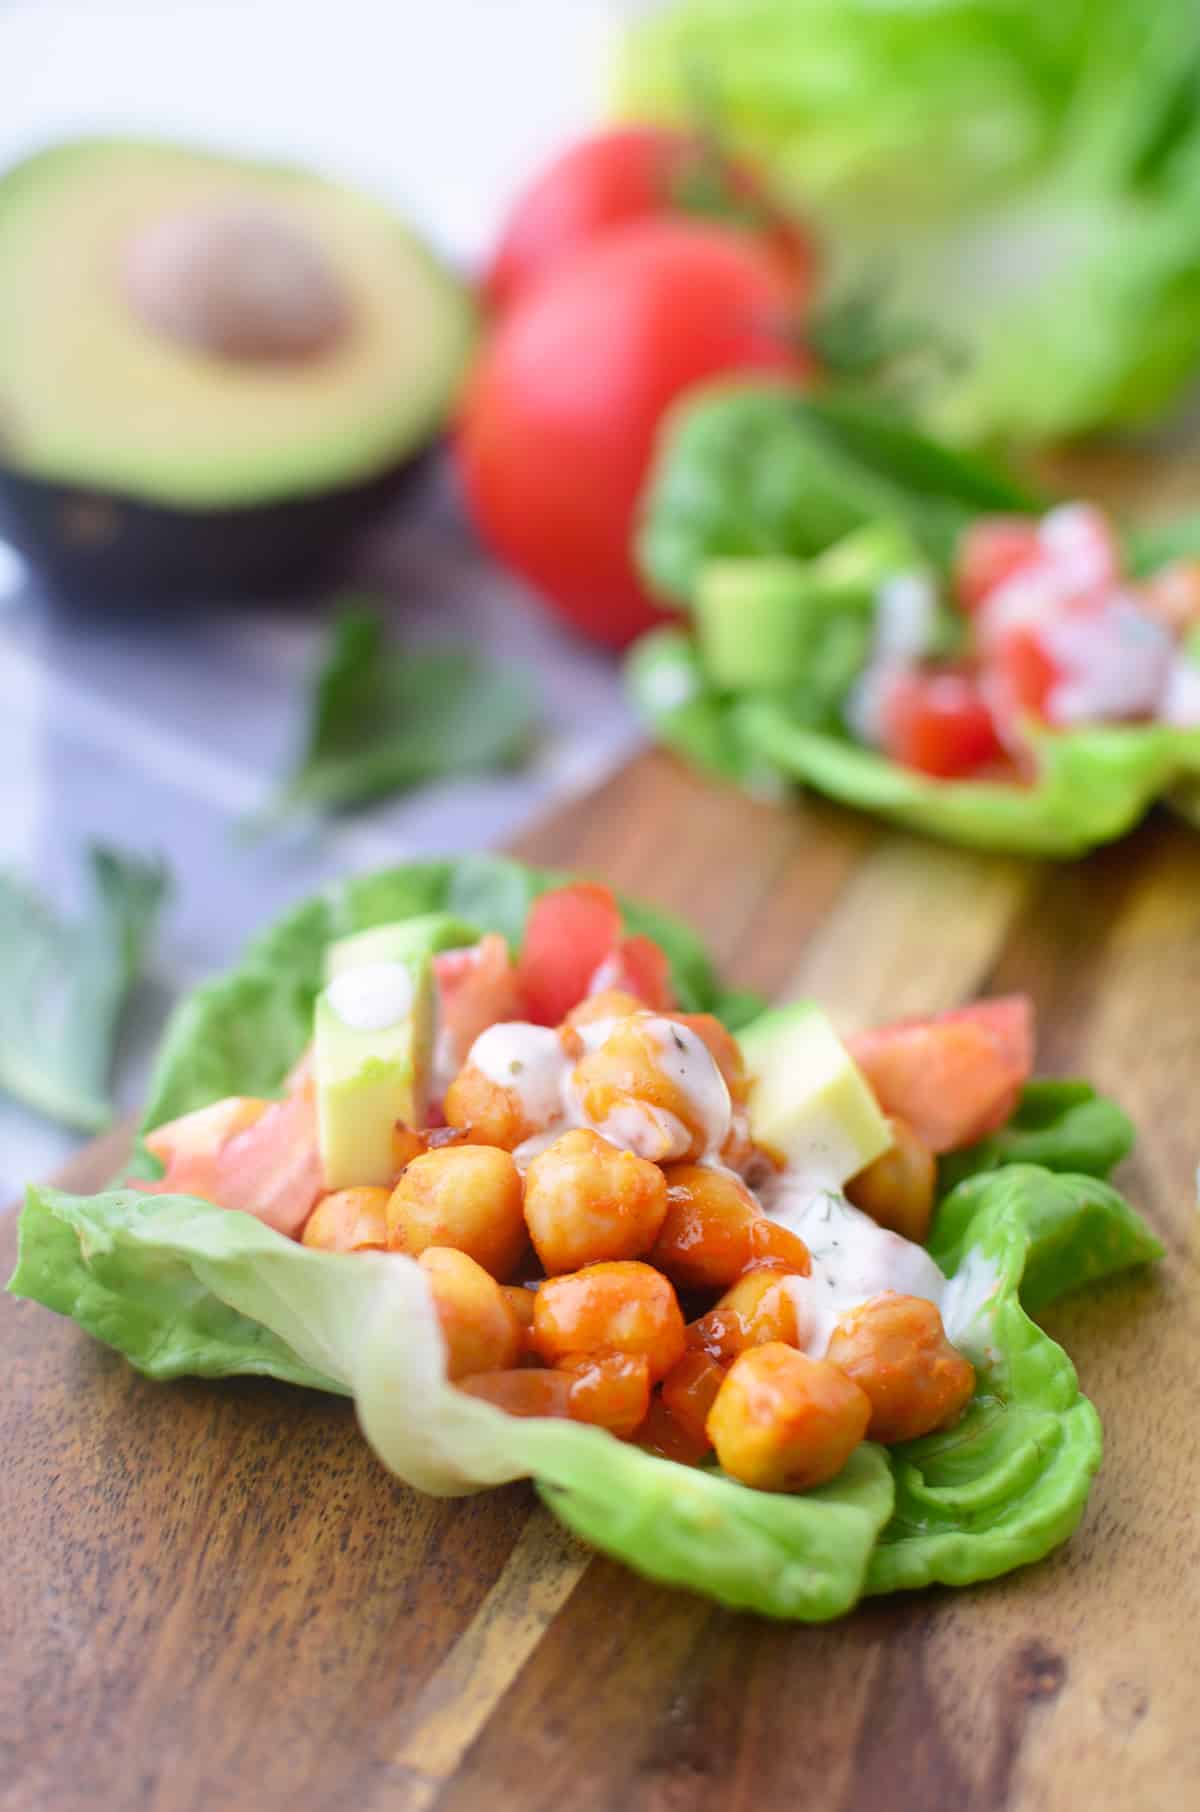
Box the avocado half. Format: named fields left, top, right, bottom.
left=0, top=139, right=475, bottom=599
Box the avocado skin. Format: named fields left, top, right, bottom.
left=0, top=451, right=431, bottom=601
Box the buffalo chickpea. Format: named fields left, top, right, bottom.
left=417, top=1247, right=522, bottom=1380
left=532, top=1260, right=686, bottom=1381
left=390, top=1123, right=427, bottom=1176
left=522, top=1128, right=667, bottom=1273
left=569, top=1015, right=731, bottom=1162
left=825, top=1294, right=975, bottom=1444
left=442, top=1066, right=528, bottom=1149
left=388, top=1144, right=526, bottom=1280
left=706, top=1344, right=871, bottom=1492
left=301, top=1187, right=389, bottom=1252
left=669, top=1013, right=748, bottom=1103
left=660, top=1350, right=725, bottom=1450
left=650, top=1163, right=810, bottom=1292
left=688, top=1268, right=802, bottom=1362
left=846, top=1117, right=937, bottom=1245
left=558, top=1352, right=651, bottom=1438
left=635, top=1396, right=711, bottom=1466
left=563, top=989, right=646, bottom=1031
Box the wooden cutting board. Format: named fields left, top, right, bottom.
left=4, top=750, right=1200, bottom=1812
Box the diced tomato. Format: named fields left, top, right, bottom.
left=955, top=516, right=1042, bottom=611
left=139, top=1097, right=270, bottom=1202
left=880, top=666, right=1006, bottom=778
left=986, top=596, right=1172, bottom=738
left=435, top=933, right=526, bottom=1066
left=848, top=996, right=1034, bottom=1154
left=592, top=933, right=676, bottom=1010
left=210, top=1086, right=324, bottom=1236
left=517, top=883, right=624, bottom=1024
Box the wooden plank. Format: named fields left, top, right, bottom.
left=2, top=753, right=1197, bottom=1812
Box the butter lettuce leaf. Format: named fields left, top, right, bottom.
left=940, top=1081, right=1135, bottom=1192
left=867, top=1165, right=1161, bottom=1594
left=7, top=860, right=1163, bottom=1620
left=739, top=700, right=1200, bottom=857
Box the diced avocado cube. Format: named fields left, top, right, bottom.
left=738, top=1001, right=891, bottom=1186
left=315, top=954, right=433, bottom=1189
left=811, top=518, right=927, bottom=591
left=325, top=913, right=480, bottom=981
left=694, top=556, right=875, bottom=691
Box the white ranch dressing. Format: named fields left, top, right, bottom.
left=641, top=1017, right=732, bottom=1155
left=761, top=1175, right=949, bottom=1359
left=325, top=960, right=413, bottom=1033
left=468, top=1022, right=568, bottom=1128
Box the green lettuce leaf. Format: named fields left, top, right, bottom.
left=940, top=1081, right=1135, bottom=1191
left=868, top=1165, right=1162, bottom=1593
left=616, top=0, right=1200, bottom=443
left=7, top=859, right=1162, bottom=1619
left=637, top=386, right=1036, bottom=610
left=12, top=1182, right=893, bottom=1618
left=739, top=700, right=1200, bottom=856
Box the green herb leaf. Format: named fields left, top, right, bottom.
left=0, top=846, right=168, bottom=1131
left=261, top=604, right=539, bottom=822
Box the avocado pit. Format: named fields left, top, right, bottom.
left=123, top=203, right=350, bottom=363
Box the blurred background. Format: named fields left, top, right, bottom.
left=3, top=0, right=1200, bottom=1193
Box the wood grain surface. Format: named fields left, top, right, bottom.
left=3, top=750, right=1199, bottom=1812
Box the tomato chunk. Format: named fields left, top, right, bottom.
left=848, top=996, right=1034, bottom=1153
left=880, top=665, right=1006, bottom=778
left=596, top=933, right=676, bottom=1011
left=955, top=516, right=1042, bottom=611
left=517, top=884, right=623, bottom=1024
left=435, top=934, right=526, bottom=1069
left=211, top=1086, right=325, bottom=1235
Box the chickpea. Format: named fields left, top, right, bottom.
left=569, top=1016, right=730, bottom=1163
left=635, top=1396, right=710, bottom=1466
left=706, top=1343, right=871, bottom=1492
left=650, top=1164, right=810, bottom=1292
left=846, top=1116, right=936, bottom=1245
left=457, top=1368, right=574, bottom=1418
left=563, top=989, right=646, bottom=1031
left=301, top=1187, right=389, bottom=1252
left=558, top=1352, right=651, bottom=1439
left=669, top=1013, right=748, bottom=1104
left=387, top=1145, right=526, bottom=1281
left=522, top=1128, right=667, bottom=1274
left=391, top=1123, right=427, bottom=1176
left=825, top=1294, right=975, bottom=1444
left=501, top=1284, right=537, bottom=1337
left=688, top=1268, right=802, bottom=1362
left=660, top=1350, right=725, bottom=1450
left=443, top=1065, right=531, bottom=1150
left=532, top=1261, right=685, bottom=1381
left=417, top=1246, right=522, bottom=1380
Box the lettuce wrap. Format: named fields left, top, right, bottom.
left=8, top=857, right=1162, bottom=1619
left=629, top=387, right=1200, bottom=854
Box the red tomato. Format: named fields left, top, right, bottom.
left=848, top=997, right=1034, bottom=1154
left=594, top=933, right=676, bottom=1011
left=517, top=883, right=624, bottom=1024
left=434, top=934, right=526, bottom=1067
left=457, top=219, right=812, bottom=648
left=210, top=1087, right=324, bottom=1235
left=954, top=516, right=1042, bottom=612
left=484, top=126, right=818, bottom=314
left=880, top=665, right=1006, bottom=778
left=986, top=595, right=1172, bottom=740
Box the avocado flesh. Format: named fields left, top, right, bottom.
left=324, top=915, right=481, bottom=982
left=0, top=139, right=475, bottom=508
left=315, top=955, right=433, bottom=1191
left=738, top=1002, right=892, bottom=1186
